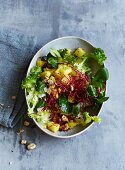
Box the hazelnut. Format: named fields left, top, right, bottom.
left=11, top=96, right=16, bottom=100
left=24, top=121, right=30, bottom=127
left=27, top=143, right=36, bottom=150
left=20, top=140, right=27, bottom=145
left=62, top=115, right=69, bottom=122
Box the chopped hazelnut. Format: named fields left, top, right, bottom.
left=64, top=124, right=69, bottom=130
left=56, top=93, right=59, bottom=99
left=68, top=95, right=75, bottom=103
left=11, top=96, right=16, bottom=100
left=70, top=85, right=74, bottom=91
left=62, top=115, right=69, bottom=122
left=60, top=123, right=69, bottom=131
left=58, top=88, right=61, bottom=93
left=27, top=143, right=36, bottom=150
left=20, top=140, right=27, bottom=145
left=24, top=121, right=30, bottom=127
left=17, top=129, right=24, bottom=135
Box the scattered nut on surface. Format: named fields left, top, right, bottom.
left=62, top=115, right=69, bottom=122
left=20, top=140, right=27, bottom=145
left=24, top=121, right=30, bottom=127
left=11, top=96, right=16, bottom=100
left=17, top=129, right=24, bottom=135
left=27, top=143, right=36, bottom=150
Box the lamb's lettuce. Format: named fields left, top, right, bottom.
left=93, top=68, right=109, bottom=83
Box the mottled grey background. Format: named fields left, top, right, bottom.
left=0, top=0, right=125, bottom=170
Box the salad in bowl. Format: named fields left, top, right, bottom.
left=22, top=45, right=109, bottom=135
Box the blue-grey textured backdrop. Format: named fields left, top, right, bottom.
left=0, top=0, right=125, bottom=170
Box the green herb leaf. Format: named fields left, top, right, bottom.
left=72, top=103, right=80, bottom=116
left=97, top=96, right=109, bottom=103
left=93, top=68, right=109, bottom=82
left=74, top=57, right=91, bottom=73
left=90, top=48, right=107, bottom=65
left=58, top=48, right=71, bottom=58
left=50, top=48, right=61, bottom=58
left=83, top=112, right=101, bottom=124
left=91, top=116, right=101, bottom=123
left=83, top=112, right=92, bottom=124
left=35, top=100, right=46, bottom=110
left=58, top=96, right=71, bottom=113
left=87, top=85, right=97, bottom=97
left=48, top=57, right=58, bottom=68
left=26, top=87, right=39, bottom=114
left=22, top=66, right=42, bottom=89
left=36, top=81, right=46, bottom=94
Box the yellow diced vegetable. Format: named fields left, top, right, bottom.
left=54, top=64, right=72, bottom=78
left=41, top=69, right=54, bottom=79
left=41, top=71, right=51, bottom=79
left=53, top=71, right=60, bottom=79
left=70, top=70, right=77, bottom=76
left=36, top=59, right=46, bottom=67
left=60, top=65, right=72, bottom=76
left=74, top=48, right=86, bottom=58
left=68, top=122, right=78, bottom=129
left=47, top=122, right=60, bottom=133
left=61, top=76, right=69, bottom=85
left=47, top=76, right=56, bottom=85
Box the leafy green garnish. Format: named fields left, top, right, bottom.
left=58, top=48, right=76, bottom=64
left=72, top=103, right=80, bottom=116
left=93, top=68, right=109, bottom=83
left=29, top=110, right=50, bottom=127
left=87, top=85, right=97, bottom=97
left=91, top=116, right=101, bottom=123
left=22, top=66, right=42, bottom=89
left=59, top=48, right=71, bottom=58
left=35, top=100, right=46, bottom=110
left=26, top=87, right=39, bottom=114
left=36, top=81, right=46, bottom=94
left=58, top=96, right=71, bottom=113
left=90, top=48, right=107, bottom=65
left=74, top=57, right=91, bottom=73
left=47, top=48, right=61, bottom=68
left=83, top=112, right=92, bottom=124
left=88, top=67, right=109, bottom=105
left=50, top=48, right=61, bottom=58
left=48, top=57, right=58, bottom=68
left=83, top=112, right=101, bottom=124
left=97, top=96, right=109, bottom=103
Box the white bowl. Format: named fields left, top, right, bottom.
left=26, top=36, right=103, bottom=138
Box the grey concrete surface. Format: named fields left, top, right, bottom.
left=0, top=0, right=125, bottom=170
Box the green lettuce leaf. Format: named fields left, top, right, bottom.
left=22, top=66, right=42, bottom=89
left=90, top=48, right=107, bottom=65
